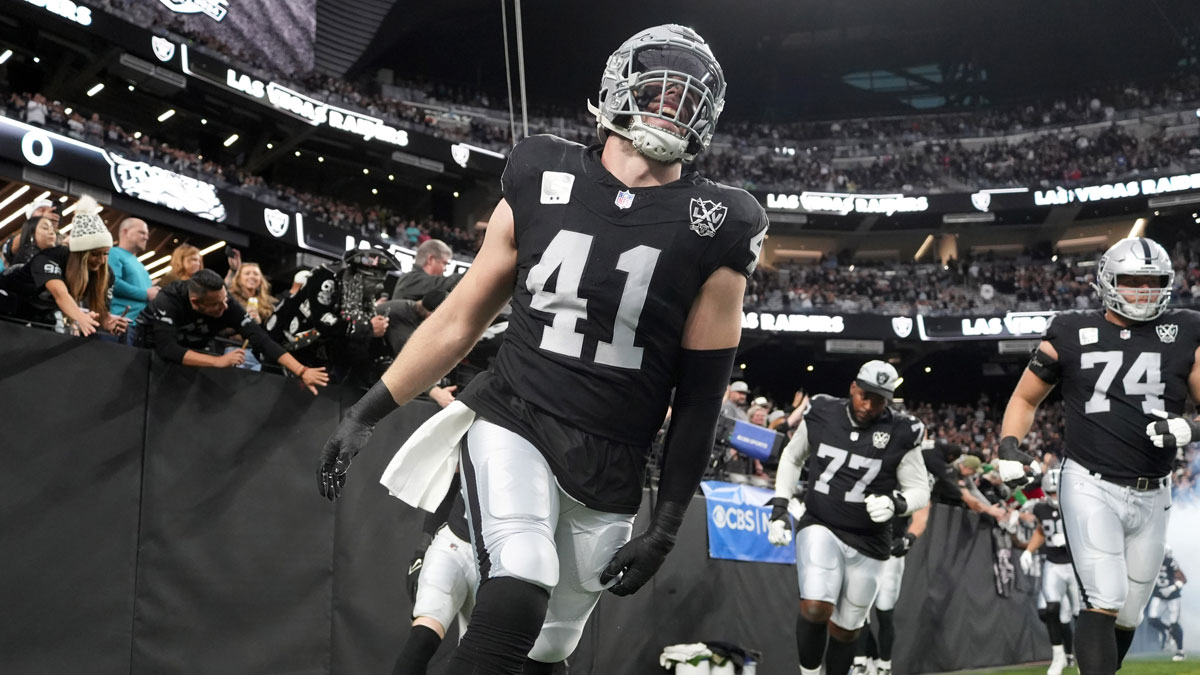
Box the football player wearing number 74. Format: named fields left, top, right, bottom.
left=999, top=236, right=1200, bottom=675
left=316, top=23, right=769, bottom=674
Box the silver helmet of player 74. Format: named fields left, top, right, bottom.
left=587, top=24, right=726, bottom=163
left=1092, top=237, right=1174, bottom=322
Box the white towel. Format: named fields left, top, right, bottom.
left=659, top=643, right=712, bottom=668
left=379, top=401, right=477, bottom=511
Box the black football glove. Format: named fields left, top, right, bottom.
left=766, top=497, right=793, bottom=546
left=318, top=380, right=398, bottom=501
left=601, top=502, right=684, bottom=597
left=891, top=531, right=917, bottom=558
left=406, top=533, right=433, bottom=603
left=998, top=435, right=1037, bottom=465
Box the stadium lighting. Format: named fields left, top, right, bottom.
left=133, top=131, right=142, bottom=139
left=371, top=188, right=378, bottom=195
left=739, top=363, right=746, bottom=370
left=63, top=107, right=72, bottom=115
left=128, top=85, right=135, bottom=91
left=137, top=250, right=156, bottom=262
left=848, top=264, right=855, bottom=272
left=0, top=185, right=32, bottom=212
left=1051, top=255, right=1058, bottom=262
left=144, top=255, right=172, bottom=271
left=33, top=56, right=40, bottom=64
left=86, top=83, right=105, bottom=97
left=294, top=151, right=301, bottom=157
left=362, top=168, right=369, bottom=175
left=0, top=193, right=47, bottom=229
left=266, top=143, right=273, bottom=149
left=58, top=195, right=68, bottom=203
left=317, top=156, right=324, bottom=163
left=426, top=185, right=432, bottom=191
left=223, top=134, right=239, bottom=147
left=157, top=109, right=176, bottom=122
left=201, top=118, right=208, bottom=125
left=198, top=241, right=227, bottom=257
left=924, top=366, right=932, bottom=373
left=0, top=50, right=12, bottom=65
left=806, top=365, right=814, bottom=372
left=149, top=267, right=171, bottom=281
left=388, top=174, right=394, bottom=181
left=453, top=191, right=460, bottom=198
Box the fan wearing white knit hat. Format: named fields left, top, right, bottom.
left=0, top=194, right=124, bottom=337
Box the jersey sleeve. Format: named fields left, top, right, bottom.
left=1042, top=311, right=1069, bottom=347
left=30, top=247, right=66, bottom=290
left=712, top=202, right=768, bottom=279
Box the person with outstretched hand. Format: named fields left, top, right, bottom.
left=316, top=22, right=766, bottom=675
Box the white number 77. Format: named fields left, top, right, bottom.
left=813, top=443, right=883, bottom=503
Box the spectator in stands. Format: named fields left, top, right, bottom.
left=747, top=405, right=769, bottom=427
left=377, top=288, right=447, bottom=354
left=722, top=380, right=750, bottom=421
left=229, top=262, right=275, bottom=325
left=389, top=239, right=457, bottom=300
left=108, top=217, right=158, bottom=340
left=2, top=213, right=58, bottom=270
left=25, top=93, right=47, bottom=127
left=158, top=244, right=202, bottom=286
left=136, top=269, right=329, bottom=394
left=0, top=195, right=124, bottom=337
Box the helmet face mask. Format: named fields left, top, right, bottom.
left=1092, top=237, right=1174, bottom=322
left=588, top=24, right=726, bottom=163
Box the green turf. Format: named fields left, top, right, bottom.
left=939, top=654, right=1200, bottom=675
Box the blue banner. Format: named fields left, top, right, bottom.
left=700, top=481, right=795, bottom=565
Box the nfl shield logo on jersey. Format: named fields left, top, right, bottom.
left=615, top=190, right=635, bottom=209
left=689, top=198, right=727, bottom=237
left=873, top=431, right=890, bottom=449
left=891, top=316, right=913, bottom=338
left=1156, top=324, right=1178, bottom=343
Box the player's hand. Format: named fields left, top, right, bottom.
left=1147, top=409, right=1200, bottom=449
left=765, top=497, right=792, bottom=546
left=997, top=435, right=1037, bottom=466
left=891, top=532, right=916, bottom=557
left=318, top=416, right=372, bottom=500
left=601, top=504, right=683, bottom=597
left=1019, top=549, right=1034, bottom=575
left=865, top=492, right=907, bottom=523
left=994, top=459, right=1032, bottom=488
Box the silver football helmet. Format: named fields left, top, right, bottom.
left=587, top=24, right=726, bottom=163
left=1092, top=237, right=1174, bottom=322
left=1042, top=468, right=1061, bottom=494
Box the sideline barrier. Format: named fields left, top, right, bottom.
left=1, top=322, right=1049, bottom=674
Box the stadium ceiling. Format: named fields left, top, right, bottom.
left=355, top=0, right=1200, bottom=120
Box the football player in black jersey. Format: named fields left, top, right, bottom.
left=767, top=361, right=930, bottom=675
left=1146, top=545, right=1187, bottom=661
left=999, top=236, right=1200, bottom=675
left=1020, top=469, right=1080, bottom=675
left=317, top=24, right=768, bottom=674
left=851, top=504, right=928, bottom=675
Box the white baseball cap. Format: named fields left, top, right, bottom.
left=855, top=360, right=900, bottom=401
left=729, top=381, right=749, bottom=393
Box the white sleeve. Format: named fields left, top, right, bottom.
left=896, top=446, right=931, bottom=516
left=773, top=419, right=810, bottom=499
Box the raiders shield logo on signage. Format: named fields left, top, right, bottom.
left=970, top=191, right=992, bottom=212
left=263, top=208, right=290, bottom=237
left=689, top=198, right=727, bottom=237
left=873, top=431, right=890, bottom=449
left=891, top=316, right=913, bottom=338
left=450, top=143, right=470, bottom=168
left=151, top=36, right=176, bottom=63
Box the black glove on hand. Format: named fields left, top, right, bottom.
left=766, top=496, right=789, bottom=523
left=600, top=502, right=685, bottom=597
left=891, top=531, right=917, bottom=558
left=318, top=380, right=399, bottom=500
left=998, top=435, right=1037, bottom=466
left=406, top=533, right=433, bottom=603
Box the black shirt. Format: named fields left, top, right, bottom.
left=390, top=268, right=459, bottom=302
left=923, top=447, right=965, bottom=507
left=1041, top=309, right=1200, bottom=479
left=1032, top=499, right=1071, bottom=565
left=0, top=245, right=73, bottom=323
left=458, top=134, right=767, bottom=512
left=798, top=394, right=926, bottom=560
left=1154, top=552, right=1183, bottom=600
left=137, top=281, right=287, bottom=364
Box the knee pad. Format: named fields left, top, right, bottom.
left=498, top=531, right=559, bottom=590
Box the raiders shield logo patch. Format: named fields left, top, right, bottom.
left=873, top=431, right=890, bottom=449
left=891, top=316, right=913, bottom=338
left=689, top=198, right=727, bottom=237
left=151, top=36, right=176, bottom=62
left=263, top=208, right=290, bottom=237
left=1156, top=324, right=1178, bottom=344
left=970, top=191, right=991, bottom=212
left=450, top=143, right=471, bottom=168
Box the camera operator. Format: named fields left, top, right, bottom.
left=138, top=269, right=328, bottom=394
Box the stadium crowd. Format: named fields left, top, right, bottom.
left=746, top=236, right=1200, bottom=317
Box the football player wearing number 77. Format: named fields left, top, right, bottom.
left=999, top=236, right=1200, bottom=675
left=317, top=24, right=769, bottom=674
left=766, top=361, right=930, bottom=675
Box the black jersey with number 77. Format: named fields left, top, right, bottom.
left=458, top=134, right=768, bottom=511
left=1040, top=308, right=1200, bottom=479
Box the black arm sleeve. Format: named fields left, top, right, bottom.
left=656, top=347, right=738, bottom=508
left=223, top=301, right=288, bottom=363
left=422, top=474, right=461, bottom=537
left=151, top=315, right=189, bottom=363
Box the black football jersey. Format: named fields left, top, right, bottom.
left=459, top=135, right=767, bottom=512
left=1032, top=499, right=1071, bottom=565
left=1042, top=309, right=1200, bottom=479
left=1154, top=552, right=1183, bottom=600
left=798, top=394, right=926, bottom=560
